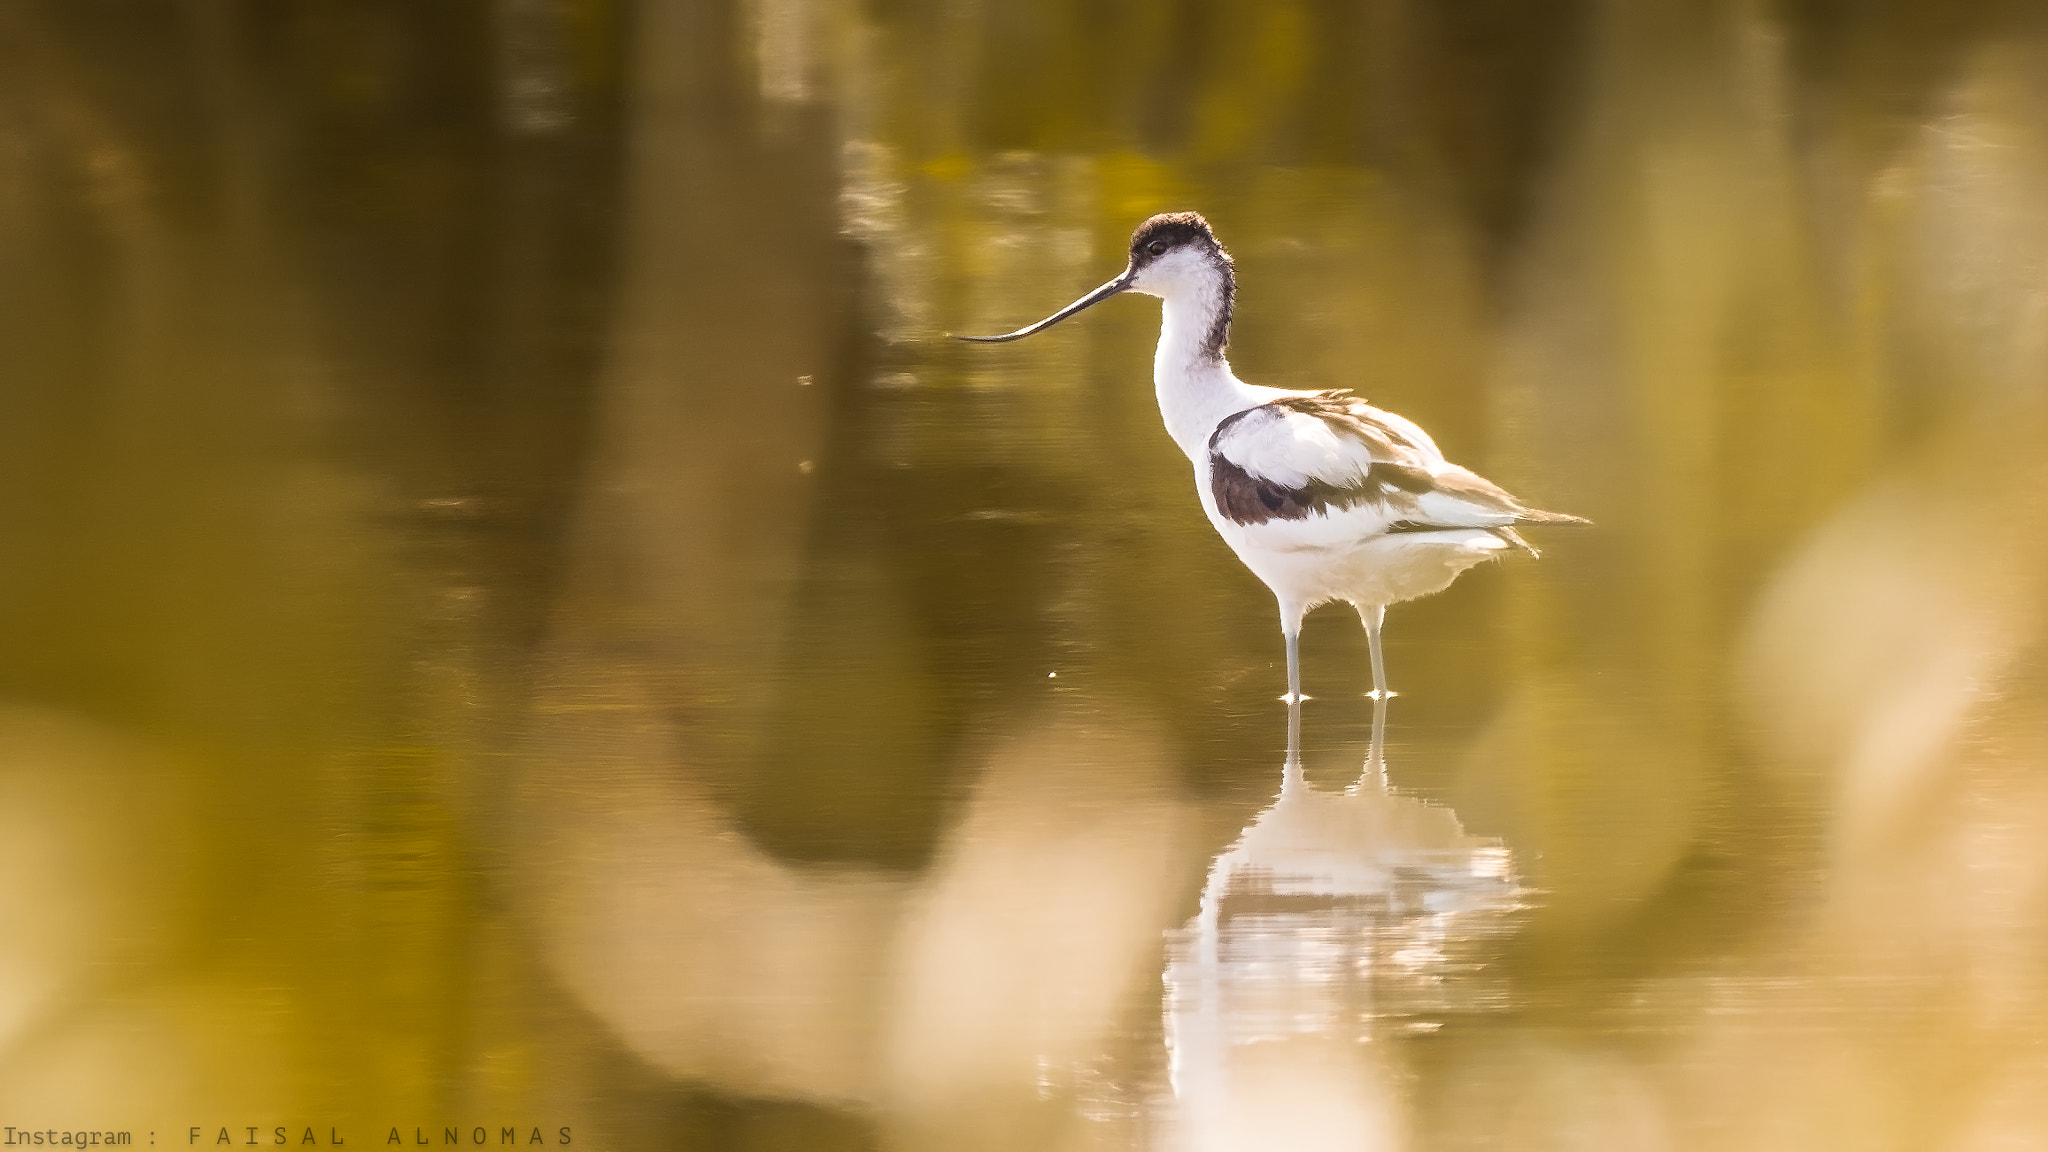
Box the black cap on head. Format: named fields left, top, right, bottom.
left=1129, top=212, right=1223, bottom=267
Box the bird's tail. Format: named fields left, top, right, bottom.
left=1514, top=506, right=1592, bottom=526
left=1492, top=506, right=1591, bottom=558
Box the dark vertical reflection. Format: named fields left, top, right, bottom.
left=0, top=0, right=629, bottom=1119
left=512, top=0, right=890, bottom=1145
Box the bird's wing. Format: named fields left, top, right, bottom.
left=1208, top=391, right=1540, bottom=531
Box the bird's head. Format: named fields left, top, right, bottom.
left=1123, top=212, right=1231, bottom=299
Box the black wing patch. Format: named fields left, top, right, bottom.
left=1212, top=454, right=1378, bottom=525
left=1207, top=393, right=1437, bottom=527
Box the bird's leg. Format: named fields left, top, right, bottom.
left=1283, top=629, right=1306, bottom=704
left=1359, top=603, right=1396, bottom=701
left=1279, top=601, right=1308, bottom=704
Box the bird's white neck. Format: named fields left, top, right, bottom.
left=1152, top=280, right=1255, bottom=459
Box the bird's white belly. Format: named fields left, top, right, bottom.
left=1196, top=489, right=1508, bottom=610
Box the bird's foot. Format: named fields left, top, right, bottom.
left=1279, top=692, right=1312, bottom=704
left=1365, top=689, right=1399, bottom=701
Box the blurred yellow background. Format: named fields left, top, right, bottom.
left=5, top=1, right=2048, bottom=1149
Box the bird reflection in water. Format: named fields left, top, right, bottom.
left=1159, top=701, right=1524, bottom=1151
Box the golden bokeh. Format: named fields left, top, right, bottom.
left=4, top=1, right=2048, bottom=1149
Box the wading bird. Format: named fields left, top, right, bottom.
left=957, top=212, right=1583, bottom=704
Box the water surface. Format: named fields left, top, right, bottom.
left=6, top=2, right=2048, bottom=1150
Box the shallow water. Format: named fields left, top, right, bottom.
left=6, top=2, right=2048, bottom=1149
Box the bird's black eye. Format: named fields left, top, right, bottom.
left=1147, top=240, right=1168, bottom=256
